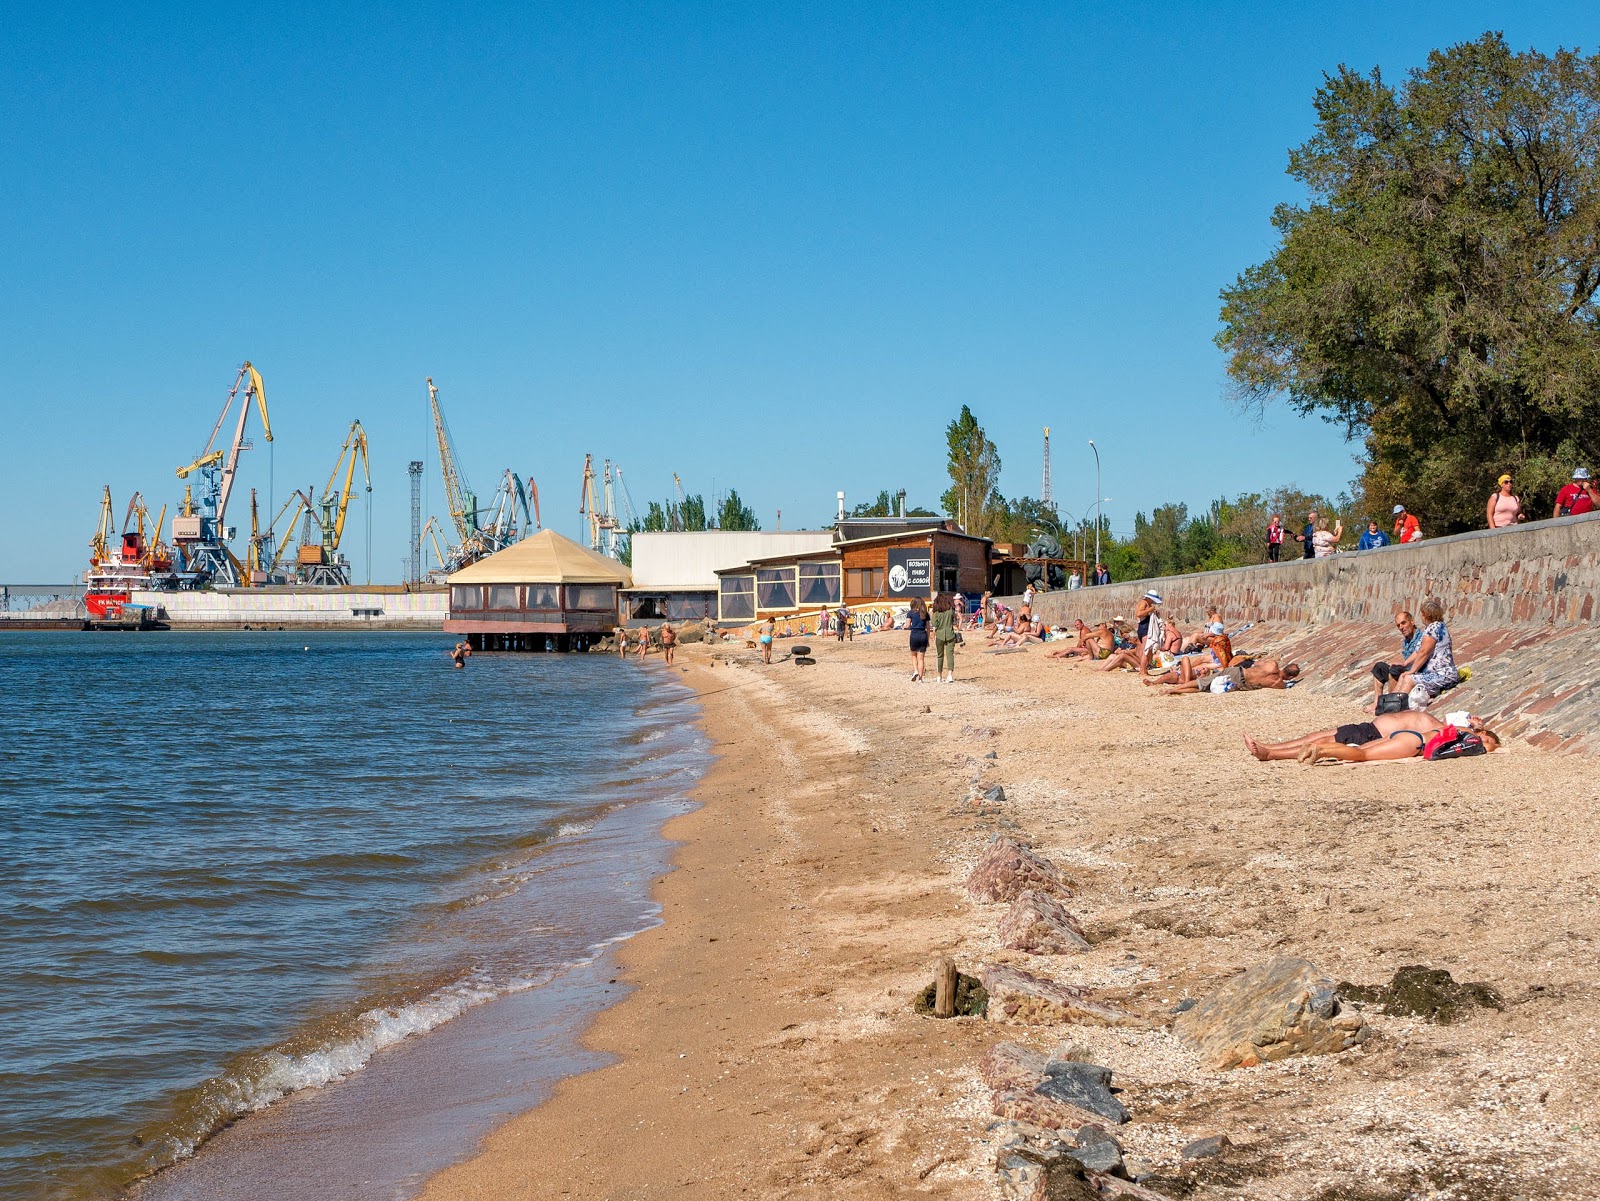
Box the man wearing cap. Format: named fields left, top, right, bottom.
left=1393, top=504, right=1422, bottom=543
left=1357, top=518, right=1390, bottom=550
left=1554, top=469, right=1598, bottom=518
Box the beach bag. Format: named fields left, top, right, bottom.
left=1376, top=692, right=1409, bottom=715
left=1208, top=674, right=1235, bottom=694
left=1423, top=725, right=1488, bottom=761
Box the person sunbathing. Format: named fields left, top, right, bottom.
left=991, top=618, right=1045, bottom=649
left=1048, top=619, right=1112, bottom=659
left=1160, top=658, right=1299, bottom=694
left=1142, top=634, right=1234, bottom=685
left=1244, top=711, right=1496, bottom=764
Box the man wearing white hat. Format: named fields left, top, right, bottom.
left=1554, top=468, right=1598, bottom=518
left=1392, top=504, right=1422, bottom=543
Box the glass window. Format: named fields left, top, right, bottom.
left=666, top=592, right=714, bottom=622
left=450, top=585, right=483, bottom=610
left=845, top=567, right=885, bottom=598
left=798, top=562, right=841, bottom=605
left=488, top=585, right=521, bottom=610
left=756, top=567, right=796, bottom=610
left=567, top=584, right=616, bottom=610
left=719, top=575, right=755, bottom=621
left=526, top=583, right=559, bottom=610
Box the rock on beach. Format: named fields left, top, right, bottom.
left=967, top=838, right=1072, bottom=903
left=1173, top=956, right=1366, bottom=1070
left=998, top=890, right=1089, bottom=954
left=981, top=965, right=1135, bottom=1027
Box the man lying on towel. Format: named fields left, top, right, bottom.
left=1159, top=658, right=1298, bottom=695
left=1243, top=710, right=1497, bottom=763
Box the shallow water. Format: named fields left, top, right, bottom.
left=0, top=632, right=705, bottom=1200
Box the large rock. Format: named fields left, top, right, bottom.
left=982, top=965, right=1135, bottom=1027
left=995, top=1144, right=1100, bottom=1201
left=980, top=1042, right=1051, bottom=1092
left=1173, top=956, right=1367, bottom=1070
left=999, top=890, right=1089, bottom=954
left=967, top=838, right=1072, bottom=903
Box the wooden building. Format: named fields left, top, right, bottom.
left=714, top=525, right=991, bottom=622
left=444, top=529, right=630, bottom=651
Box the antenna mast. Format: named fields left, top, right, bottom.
left=1041, top=426, right=1054, bottom=514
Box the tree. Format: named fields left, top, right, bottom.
left=848, top=488, right=939, bottom=518
left=642, top=501, right=669, bottom=532
left=941, top=406, right=1004, bottom=537
left=717, top=490, right=760, bottom=531
left=1218, top=32, right=1600, bottom=533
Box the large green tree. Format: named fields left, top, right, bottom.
left=717, top=489, right=761, bottom=530
left=1218, top=32, right=1600, bottom=532
left=941, top=406, right=1004, bottom=537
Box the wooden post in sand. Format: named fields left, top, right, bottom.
left=934, top=958, right=958, bottom=1018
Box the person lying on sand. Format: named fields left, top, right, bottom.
left=1244, top=711, right=1497, bottom=764
left=1142, top=633, right=1234, bottom=686
left=991, top=617, right=1045, bottom=649
left=1160, top=658, right=1299, bottom=695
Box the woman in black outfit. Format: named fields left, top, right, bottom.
left=907, top=595, right=930, bottom=682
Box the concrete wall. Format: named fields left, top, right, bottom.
left=630, top=530, right=836, bottom=590
left=131, top=585, right=447, bottom=629
left=1012, top=514, right=1600, bottom=755
left=1025, top=513, right=1600, bottom=631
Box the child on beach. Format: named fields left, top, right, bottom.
left=759, top=617, right=776, bottom=664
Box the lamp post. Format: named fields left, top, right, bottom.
left=1088, top=440, right=1102, bottom=569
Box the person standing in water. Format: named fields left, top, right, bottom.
left=660, top=621, right=677, bottom=667
left=450, top=641, right=466, bottom=669
left=906, top=596, right=930, bottom=681
left=930, top=593, right=957, bottom=683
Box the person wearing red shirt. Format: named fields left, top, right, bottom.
left=1554, top=468, right=1598, bottom=518
left=1392, top=504, right=1422, bottom=543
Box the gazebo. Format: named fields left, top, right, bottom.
left=444, top=529, right=631, bottom=652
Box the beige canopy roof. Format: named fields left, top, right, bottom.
left=448, top=529, right=633, bottom=587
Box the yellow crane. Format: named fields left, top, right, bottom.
left=296, top=419, right=371, bottom=583
left=90, top=485, right=113, bottom=564
left=579, top=454, right=602, bottom=550
left=428, top=378, right=478, bottom=546
left=172, top=362, right=273, bottom=585
left=419, top=515, right=449, bottom=577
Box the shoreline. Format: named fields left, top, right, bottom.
left=415, top=633, right=1598, bottom=1200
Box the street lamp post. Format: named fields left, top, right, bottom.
left=1088, top=440, right=1102, bottom=570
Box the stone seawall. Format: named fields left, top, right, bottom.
left=1010, top=515, right=1599, bottom=754
left=1026, top=513, right=1600, bottom=632
left=130, top=585, right=448, bottom=629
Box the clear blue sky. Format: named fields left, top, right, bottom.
left=3, top=2, right=1594, bottom=581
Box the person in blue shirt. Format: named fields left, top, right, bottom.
left=1357, top=518, right=1391, bottom=550
left=1369, top=609, right=1424, bottom=711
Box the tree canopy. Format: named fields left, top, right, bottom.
left=1218, top=32, right=1600, bottom=532
left=941, top=406, right=1004, bottom=538
left=717, top=489, right=761, bottom=531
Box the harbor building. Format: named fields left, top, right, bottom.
left=713, top=521, right=991, bottom=623
left=444, top=529, right=630, bottom=651
left=621, top=529, right=834, bottom=624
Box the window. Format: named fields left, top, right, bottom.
left=488, top=585, right=521, bottom=610
left=719, top=575, right=755, bottom=620
left=630, top=595, right=667, bottom=620
left=666, top=593, right=714, bottom=622
left=798, top=561, right=841, bottom=605
left=756, top=567, right=796, bottom=610
left=451, top=585, right=483, bottom=610
left=526, top=583, right=559, bottom=610
left=845, top=567, right=885, bottom=598
left=567, top=584, right=616, bottom=611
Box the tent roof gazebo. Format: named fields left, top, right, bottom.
left=447, top=528, right=633, bottom=588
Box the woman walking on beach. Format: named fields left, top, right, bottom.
left=930, top=593, right=957, bottom=683
left=759, top=616, right=776, bottom=665
left=906, top=596, right=930, bottom=681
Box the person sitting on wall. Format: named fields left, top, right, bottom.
left=1243, top=709, right=1487, bottom=761
left=1160, top=658, right=1299, bottom=695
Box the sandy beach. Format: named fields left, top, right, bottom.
left=418, top=629, right=1598, bottom=1201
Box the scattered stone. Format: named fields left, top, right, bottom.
left=999, top=890, right=1090, bottom=955
left=982, top=965, right=1135, bottom=1027
left=1171, top=998, right=1197, bottom=1014
left=966, top=838, right=1072, bottom=903
left=985, top=750, right=999, bottom=759
left=964, top=724, right=999, bottom=739
left=1179, top=1134, right=1231, bottom=1160
left=993, top=1089, right=1110, bottom=1138
left=1036, top=1061, right=1129, bottom=1124
left=1339, top=965, right=1504, bottom=1024
left=912, top=970, right=988, bottom=1017
left=980, top=1042, right=1050, bottom=1092
left=1173, top=957, right=1366, bottom=1070
left=995, top=1144, right=1100, bottom=1201
left=1068, top=1124, right=1128, bottom=1176
left=984, top=784, right=1008, bottom=804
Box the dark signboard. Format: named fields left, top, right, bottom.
left=886, top=548, right=932, bottom=597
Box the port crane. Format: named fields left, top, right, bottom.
left=172, top=362, right=273, bottom=586
left=295, top=419, right=371, bottom=585
left=419, top=516, right=449, bottom=580
left=427, top=377, right=531, bottom=571
left=579, top=454, right=610, bottom=552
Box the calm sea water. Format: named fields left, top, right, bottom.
left=0, top=632, right=705, bottom=1201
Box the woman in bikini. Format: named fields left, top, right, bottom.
left=759, top=616, right=776, bottom=664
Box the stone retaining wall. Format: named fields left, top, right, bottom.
left=1009, top=515, right=1599, bottom=754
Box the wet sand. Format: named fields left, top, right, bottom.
left=417, top=631, right=1599, bottom=1200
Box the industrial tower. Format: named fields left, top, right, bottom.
left=1041, top=427, right=1054, bottom=514
left=408, top=460, right=424, bottom=584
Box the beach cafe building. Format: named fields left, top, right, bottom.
left=713, top=523, right=992, bottom=624
left=443, top=528, right=630, bottom=651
